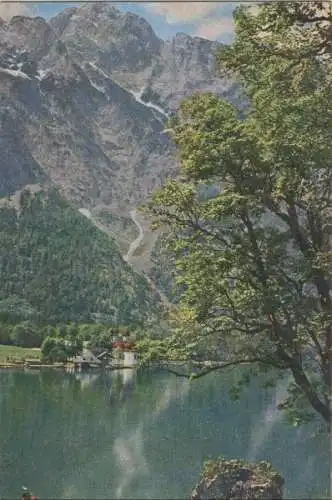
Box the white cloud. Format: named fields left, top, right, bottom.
left=195, top=17, right=234, bottom=40
left=147, top=1, right=218, bottom=24
left=145, top=1, right=238, bottom=41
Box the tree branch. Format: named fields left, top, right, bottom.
left=158, top=357, right=286, bottom=380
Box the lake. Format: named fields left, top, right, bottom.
left=0, top=368, right=330, bottom=499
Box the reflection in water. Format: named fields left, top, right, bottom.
left=0, top=369, right=329, bottom=499
left=121, top=368, right=134, bottom=386
left=113, top=375, right=190, bottom=498
left=114, top=424, right=149, bottom=498
left=109, top=369, right=136, bottom=404
left=247, top=376, right=290, bottom=461
left=74, top=372, right=100, bottom=389
left=153, top=376, right=190, bottom=420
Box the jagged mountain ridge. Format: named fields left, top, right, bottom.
left=0, top=4, right=239, bottom=212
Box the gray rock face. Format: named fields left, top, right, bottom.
left=47, top=5, right=239, bottom=111
left=0, top=15, right=56, bottom=59
left=45, top=4, right=163, bottom=93
left=0, top=113, right=46, bottom=196
left=0, top=5, right=239, bottom=215
left=154, top=32, right=235, bottom=110
left=191, top=459, right=284, bottom=500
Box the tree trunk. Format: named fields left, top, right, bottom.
left=292, top=366, right=331, bottom=424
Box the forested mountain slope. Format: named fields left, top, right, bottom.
left=0, top=187, right=160, bottom=324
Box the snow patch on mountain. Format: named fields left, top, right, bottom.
left=36, top=69, right=50, bottom=81
left=0, top=67, right=31, bottom=80
left=88, top=79, right=107, bottom=97
left=88, top=62, right=114, bottom=82
left=79, top=208, right=92, bottom=219
left=87, top=62, right=168, bottom=121
left=129, top=88, right=169, bottom=119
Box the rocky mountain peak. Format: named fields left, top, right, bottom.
left=9, top=14, right=45, bottom=26
left=0, top=5, right=239, bottom=211
left=51, top=3, right=160, bottom=47
left=1, top=14, right=55, bottom=59
left=48, top=4, right=162, bottom=78
left=79, top=2, right=119, bottom=18
left=172, top=31, right=219, bottom=49
left=168, top=31, right=220, bottom=67
left=49, top=8, right=77, bottom=38
left=173, top=31, right=193, bottom=45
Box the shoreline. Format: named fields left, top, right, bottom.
left=0, top=362, right=65, bottom=370
left=0, top=359, right=228, bottom=372
left=0, top=362, right=139, bottom=371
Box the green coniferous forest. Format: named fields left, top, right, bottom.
left=0, top=188, right=159, bottom=329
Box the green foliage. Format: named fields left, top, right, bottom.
left=0, top=324, right=12, bottom=345
left=93, top=209, right=139, bottom=254
left=0, top=320, right=139, bottom=353
left=277, top=381, right=316, bottom=427
left=219, top=2, right=332, bottom=85
left=41, top=335, right=82, bottom=363
left=38, top=321, right=140, bottom=362
left=10, top=321, right=44, bottom=348
left=146, top=3, right=332, bottom=426
left=148, top=232, right=186, bottom=304
left=0, top=322, right=51, bottom=348
left=87, top=333, right=113, bottom=352
left=41, top=336, right=59, bottom=361
left=0, top=295, right=40, bottom=323
left=45, top=342, right=68, bottom=363
left=0, top=188, right=160, bottom=325
left=202, top=457, right=283, bottom=486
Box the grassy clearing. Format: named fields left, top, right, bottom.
left=0, top=345, right=41, bottom=363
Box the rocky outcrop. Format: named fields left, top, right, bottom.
left=191, top=459, right=284, bottom=500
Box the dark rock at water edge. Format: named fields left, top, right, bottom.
left=191, top=458, right=284, bottom=500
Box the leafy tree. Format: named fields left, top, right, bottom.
left=65, top=338, right=83, bottom=359
left=0, top=324, right=12, bottom=345
left=0, top=296, right=40, bottom=323
left=40, top=324, right=57, bottom=339
left=57, top=324, right=68, bottom=338
left=41, top=336, right=80, bottom=362
left=47, top=342, right=68, bottom=363
left=41, top=336, right=58, bottom=360
left=87, top=333, right=112, bottom=355
left=145, top=2, right=332, bottom=427
left=220, top=1, right=332, bottom=76
left=65, top=323, right=80, bottom=343
left=10, top=322, right=43, bottom=348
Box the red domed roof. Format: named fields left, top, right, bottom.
left=112, top=341, right=135, bottom=350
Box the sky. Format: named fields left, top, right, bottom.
left=0, top=1, right=239, bottom=43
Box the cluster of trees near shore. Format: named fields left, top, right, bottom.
left=0, top=320, right=135, bottom=351
left=142, top=1, right=332, bottom=429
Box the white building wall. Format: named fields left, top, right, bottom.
left=123, top=351, right=138, bottom=367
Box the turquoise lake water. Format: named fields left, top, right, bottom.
left=0, top=368, right=330, bottom=499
